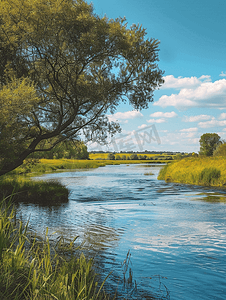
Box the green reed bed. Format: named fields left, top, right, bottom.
left=11, top=159, right=108, bottom=176
left=0, top=176, right=69, bottom=204
left=158, top=157, right=226, bottom=187
left=0, top=199, right=109, bottom=300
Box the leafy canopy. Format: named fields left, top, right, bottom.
left=199, top=133, right=221, bottom=156
left=0, top=0, right=164, bottom=176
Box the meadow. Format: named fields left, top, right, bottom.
left=158, top=156, right=226, bottom=187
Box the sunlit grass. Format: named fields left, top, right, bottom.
left=0, top=198, right=110, bottom=299
left=158, top=157, right=226, bottom=187
left=89, top=152, right=172, bottom=160
left=144, top=172, right=154, bottom=176
left=0, top=176, right=69, bottom=204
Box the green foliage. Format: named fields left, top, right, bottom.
left=0, top=199, right=109, bottom=299
left=115, top=154, right=121, bottom=160
left=31, top=140, right=89, bottom=160
left=199, top=133, right=221, bottom=156
left=213, top=142, right=226, bottom=156
left=138, top=155, right=147, bottom=160
left=198, top=168, right=221, bottom=186
left=158, top=157, right=226, bottom=187
left=0, top=0, right=163, bottom=176
left=107, top=153, right=115, bottom=160
left=129, top=154, right=138, bottom=160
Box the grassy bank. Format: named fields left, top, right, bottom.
left=0, top=176, right=69, bottom=204
left=9, top=158, right=170, bottom=177
left=158, top=157, right=226, bottom=187
left=0, top=199, right=109, bottom=300
left=1, top=156, right=169, bottom=205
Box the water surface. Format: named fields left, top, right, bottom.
left=17, top=164, right=226, bottom=299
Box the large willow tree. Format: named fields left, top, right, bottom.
left=0, top=0, right=164, bottom=176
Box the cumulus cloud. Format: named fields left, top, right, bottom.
left=180, top=127, right=198, bottom=132
left=183, top=114, right=212, bottom=122
left=219, top=113, right=226, bottom=120
left=108, top=110, right=143, bottom=122
left=149, top=111, right=178, bottom=118
left=138, top=124, right=148, bottom=129
left=147, top=118, right=166, bottom=123
left=220, top=71, right=226, bottom=77
left=154, top=77, right=226, bottom=109
left=198, top=118, right=226, bottom=128
left=161, top=75, right=211, bottom=90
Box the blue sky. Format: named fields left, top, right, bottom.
left=87, top=0, right=226, bottom=153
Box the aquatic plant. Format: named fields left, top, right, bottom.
left=144, top=172, right=154, bottom=176
left=0, top=198, right=110, bottom=299
left=0, top=176, right=69, bottom=204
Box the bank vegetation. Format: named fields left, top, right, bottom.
left=158, top=157, right=226, bottom=187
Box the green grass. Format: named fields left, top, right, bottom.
left=144, top=172, right=154, bottom=176
left=158, top=156, right=226, bottom=187
left=10, top=159, right=108, bottom=175
left=0, top=176, right=69, bottom=204
left=0, top=198, right=110, bottom=300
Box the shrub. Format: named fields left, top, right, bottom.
left=129, top=154, right=138, bottom=160
left=107, top=153, right=115, bottom=160
left=115, top=154, right=121, bottom=160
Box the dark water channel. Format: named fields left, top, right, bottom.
left=17, top=164, right=226, bottom=299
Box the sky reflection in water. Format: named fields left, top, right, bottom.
left=17, top=164, right=226, bottom=300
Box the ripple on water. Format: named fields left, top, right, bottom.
left=17, top=164, right=226, bottom=300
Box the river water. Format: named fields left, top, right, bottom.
left=17, top=164, right=226, bottom=299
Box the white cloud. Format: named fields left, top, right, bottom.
left=198, top=118, right=226, bottom=128
left=220, top=71, right=226, bottom=77
left=108, top=110, right=143, bottom=122
left=158, top=131, right=200, bottom=148
left=138, top=124, right=148, bottom=129
left=180, top=127, right=198, bottom=132
left=147, top=118, right=166, bottom=123
left=154, top=77, right=226, bottom=110
left=219, top=113, right=226, bottom=120
left=161, top=75, right=211, bottom=90
left=149, top=111, right=178, bottom=118
left=183, top=114, right=212, bottom=122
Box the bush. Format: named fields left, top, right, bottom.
left=107, top=153, right=115, bottom=160
left=129, top=154, right=138, bottom=160
left=115, top=154, right=121, bottom=160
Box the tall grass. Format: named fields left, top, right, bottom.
left=10, top=159, right=108, bottom=176
left=0, top=198, right=110, bottom=299
left=0, top=176, right=69, bottom=204
left=158, top=157, right=226, bottom=187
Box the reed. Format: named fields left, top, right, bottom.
left=0, top=198, right=110, bottom=299
left=144, top=172, right=154, bottom=176
left=158, top=157, right=226, bottom=187
left=0, top=176, right=69, bottom=204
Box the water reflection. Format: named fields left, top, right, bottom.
left=17, top=164, right=226, bottom=300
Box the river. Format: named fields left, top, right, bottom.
left=16, top=164, right=226, bottom=299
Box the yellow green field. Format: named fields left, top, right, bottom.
left=158, top=157, right=226, bottom=187
left=89, top=152, right=165, bottom=160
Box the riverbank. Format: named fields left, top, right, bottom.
left=0, top=199, right=110, bottom=299
left=1, top=158, right=168, bottom=204
left=158, top=156, right=226, bottom=187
